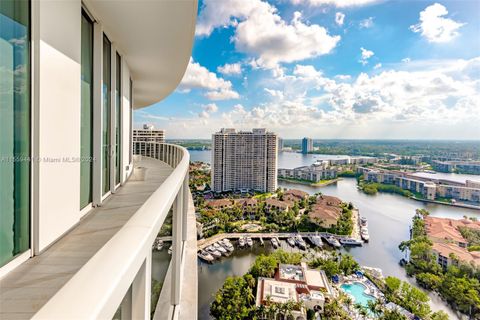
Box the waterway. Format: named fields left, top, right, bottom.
left=189, top=150, right=480, bottom=319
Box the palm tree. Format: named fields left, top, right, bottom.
left=354, top=303, right=368, bottom=319
left=366, top=299, right=383, bottom=317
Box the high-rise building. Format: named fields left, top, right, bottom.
left=302, top=137, right=314, bottom=154
left=133, top=124, right=165, bottom=156
left=212, top=128, right=278, bottom=193
left=278, top=137, right=284, bottom=152
left=0, top=1, right=197, bottom=319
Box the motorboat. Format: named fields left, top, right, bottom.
left=238, top=237, right=246, bottom=248
left=168, top=245, right=172, bottom=255
left=323, top=235, right=341, bottom=248
left=287, top=237, right=296, bottom=247
left=198, top=250, right=214, bottom=262
left=152, top=239, right=164, bottom=251
left=295, top=235, right=306, bottom=250
left=213, top=242, right=228, bottom=255
left=259, top=237, right=264, bottom=246
left=271, top=237, right=279, bottom=249
left=361, top=228, right=370, bottom=242
left=339, top=238, right=363, bottom=246
left=308, top=234, right=323, bottom=248
left=206, top=245, right=222, bottom=258
left=360, top=216, right=368, bottom=227
left=246, top=236, right=253, bottom=247
left=220, top=239, right=234, bottom=252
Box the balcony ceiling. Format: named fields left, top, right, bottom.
left=86, top=0, right=198, bottom=109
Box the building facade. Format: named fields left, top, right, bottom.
left=133, top=124, right=165, bottom=156
left=302, top=137, right=313, bottom=154
left=211, top=128, right=278, bottom=193
left=278, top=162, right=337, bottom=183
left=0, top=1, right=197, bottom=319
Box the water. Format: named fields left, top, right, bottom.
left=190, top=150, right=480, bottom=319
left=340, top=282, right=376, bottom=307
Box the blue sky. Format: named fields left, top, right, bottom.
left=135, top=0, right=480, bottom=140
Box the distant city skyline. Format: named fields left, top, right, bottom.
left=135, top=0, right=480, bottom=140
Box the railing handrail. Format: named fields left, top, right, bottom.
left=33, top=143, right=190, bottom=320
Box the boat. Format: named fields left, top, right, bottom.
left=198, top=250, right=214, bottom=262
left=339, top=238, right=363, bottom=246
left=308, top=234, right=323, bottom=248
left=360, top=216, right=368, bottom=227
left=220, top=239, right=234, bottom=252
left=323, top=235, right=341, bottom=248
left=259, top=237, right=264, bottom=246
left=206, top=245, right=222, bottom=258
left=295, top=235, right=306, bottom=250
left=287, top=237, right=296, bottom=247
left=168, top=245, right=172, bottom=254
left=271, top=237, right=279, bottom=249
left=238, top=237, right=246, bottom=248
left=152, top=239, right=164, bottom=251
left=213, top=242, right=228, bottom=255
left=246, top=236, right=253, bottom=247
left=361, top=228, right=370, bottom=242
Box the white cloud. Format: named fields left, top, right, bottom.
left=373, top=63, right=382, bottom=69
left=335, top=12, right=345, bottom=26
left=359, top=17, right=374, bottom=28
left=217, top=63, right=242, bottom=76
left=402, top=57, right=411, bottom=63
left=199, top=103, right=219, bottom=118
left=291, top=0, right=379, bottom=7
left=359, top=47, right=374, bottom=65
left=178, top=58, right=239, bottom=100
left=410, top=3, right=464, bottom=43
left=264, top=88, right=285, bottom=100
left=196, top=0, right=340, bottom=68
left=335, top=74, right=351, bottom=81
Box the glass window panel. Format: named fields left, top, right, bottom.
left=102, top=35, right=111, bottom=194
left=115, top=53, right=121, bottom=185
left=0, top=0, right=30, bottom=267
left=80, top=11, right=93, bottom=208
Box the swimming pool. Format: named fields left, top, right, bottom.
left=340, top=282, right=376, bottom=307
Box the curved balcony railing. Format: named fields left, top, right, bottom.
left=33, top=143, right=191, bottom=320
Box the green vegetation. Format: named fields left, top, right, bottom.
left=359, top=181, right=414, bottom=198
left=383, top=276, right=431, bottom=318
left=151, top=279, right=163, bottom=318
left=459, top=226, right=480, bottom=249
left=277, top=177, right=337, bottom=186
left=210, top=250, right=304, bottom=320
left=309, top=252, right=359, bottom=277
left=337, top=170, right=358, bottom=178
left=399, top=209, right=480, bottom=317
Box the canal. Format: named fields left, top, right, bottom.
left=189, top=150, right=480, bottom=319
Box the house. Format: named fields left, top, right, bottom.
left=283, top=189, right=309, bottom=203
left=234, top=198, right=258, bottom=215
left=206, top=198, right=234, bottom=210
left=265, top=198, right=292, bottom=212
left=308, top=196, right=343, bottom=229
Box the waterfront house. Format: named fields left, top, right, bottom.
left=206, top=198, right=234, bottom=210
left=308, top=196, right=343, bottom=229
left=234, top=198, right=258, bottom=216
left=283, top=189, right=310, bottom=202
left=265, top=198, right=293, bottom=213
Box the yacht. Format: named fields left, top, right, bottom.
left=339, top=238, right=363, bottom=246
left=206, top=245, right=222, bottom=258
left=220, top=239, right=234, bottom=252
left=238, top=237, right=246, bottom=248
left=213, top=242, right=228, bottom=255
left=295, top=235, right=306, bottom=250
left=308, top=234, right=323, bottom=248
left=361, top=228, right=370, bottom=242
left=168, top=245, right=172, bottom=255
left=198, top=250, right=214, bottom=262
left=360, top=217, right=368, bottom=227
left=323, top=235, right=341, bottom=248
left=287, top=237, right=296, bottom=247
left=246, top=236, right=253, bottom=247
left=271, top=237, right=279, bottom=249
left=259, top=237, right=264, bottom=246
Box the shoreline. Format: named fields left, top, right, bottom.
left=278, top=177, right=342, bottom=187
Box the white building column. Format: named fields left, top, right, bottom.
left=131, top=252, right=152, bottom=319
left=171, top=185, right=183, bottom=305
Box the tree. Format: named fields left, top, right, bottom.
left=210, top=276, right=255, bottom=320
left=339, top=254, right=359, bottom=275
left=249, top=254, right=278, bottom=279
left=430, top=310, right=449, bottom=320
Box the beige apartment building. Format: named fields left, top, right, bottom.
left=211, top=128, right=277, bottom=193
left=133, top=124, right=165, bottom=156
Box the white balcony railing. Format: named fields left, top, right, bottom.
left=33, top=143, right=191, bottom=320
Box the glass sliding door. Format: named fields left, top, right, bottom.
left=129, top=78, right=133, bottom=164
left=0, top=0, right=30, bottom=267
left=80, top=11, right=93, bottom=208
left=115, top=53, right=121, bottom=185
left=102, top=35, right=111, bottom=195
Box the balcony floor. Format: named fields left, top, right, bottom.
left=0, top=157, right=173, bottom=320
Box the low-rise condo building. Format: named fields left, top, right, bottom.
left=211, top=128, right=278, bottom=193
left=278, top=162, right=337, bottom=183
left=256, top=263, right=335, bottom=319
left=432, top=160, right=480, bottom=174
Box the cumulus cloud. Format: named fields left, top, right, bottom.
left=359, top=47, right=374, bottom=65
left=335, top=12, right=345, bottom=26
left=178, top=58, right=239, bottom=100
left=199, top=103, right=219, bottom=118
left=402, top=57, right=411, bottom=63
left=196, top=0, right=340, bottom=68
left=217, top=63, right=242, bottom=75
left=359, top=17, right=374, bottom=28
left=373, top=63, right=382, bottom=69
left=410, top=3, right=464, bottom=43
left=290, top=0, right=379, bottom=7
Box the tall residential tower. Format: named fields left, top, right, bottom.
left=212, top=128, right=278, bottom=193
left=302, top=137, right=314, bottom=154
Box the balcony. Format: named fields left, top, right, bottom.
left=0, top=144, right=196, bottom=320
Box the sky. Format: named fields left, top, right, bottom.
left=134, top=0, right=480, bottom=140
